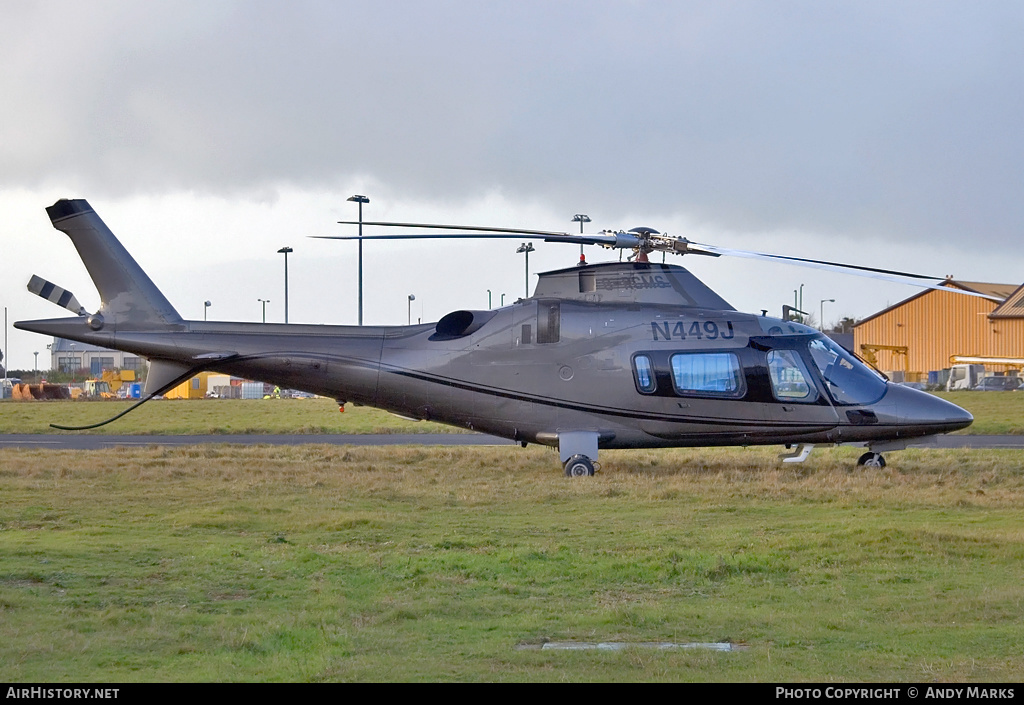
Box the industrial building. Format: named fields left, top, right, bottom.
left=50, top=337, right=144, bottom=377
left=853, top=279, right=1024, bottom=382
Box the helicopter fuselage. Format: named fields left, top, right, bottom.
left=15, top=201, right=972, bottom=470
left=21, top=273, right=972, bottom=452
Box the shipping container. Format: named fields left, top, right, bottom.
left=241, top=382, right=266, bottom=399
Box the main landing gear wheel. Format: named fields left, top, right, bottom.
left=857, top=452, right=886, bottom=468
left=564, top=454, right=596, bottom=477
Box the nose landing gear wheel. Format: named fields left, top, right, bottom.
left=564, top=454, right=595, bottom=477
left=857, top=452, right=886, bottom=468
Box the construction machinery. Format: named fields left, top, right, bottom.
left=82, top=370, right=137, bottom=398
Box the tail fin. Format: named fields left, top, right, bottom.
left=46, top=199, right=182, bottom=327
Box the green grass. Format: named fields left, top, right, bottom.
left=1, top=444, right=1022, bottom=681
left=1, top=391, right=1023, bottom=435
left=935, top=391, right=1024, bottom=435
left=0, top=398, right=458, bottom=435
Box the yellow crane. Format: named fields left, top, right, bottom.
left=859, top=344, right=909, bottom=375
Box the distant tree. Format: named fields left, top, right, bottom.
left=829, top=317, right=859, bottom=334
left=8, top=370, right=46, bottom=383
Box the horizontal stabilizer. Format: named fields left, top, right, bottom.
left=27, top=275, right=87, bottom=316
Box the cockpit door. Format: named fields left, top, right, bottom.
left=755, top=339, right=841, bottom=440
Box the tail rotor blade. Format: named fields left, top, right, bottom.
left=27, top=275, right=87, bottom=315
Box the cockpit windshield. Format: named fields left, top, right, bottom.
left=807, top=336, right=887, bottom=405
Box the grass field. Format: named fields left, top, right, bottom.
left=0, top=398, right=457, bottom=435
left=0, top=390, right=1022, bottom=435
left=932, top=391, right=1024, bottom=435
left=2, top=444, right=1022, bottom=682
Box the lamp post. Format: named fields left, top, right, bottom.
left=407, top=294, right=416, bottom=326
left=33, top=352, right=38, bottom=374
left=347, top=194, right=370, bottom=326
left=487, top=289, right=492, bottom=310
left=820, top=299, right=835, bottom=331
left=501, top=293, right=506, bottom=307
left=204, top=300, right=211, bottom=321
left=516, top=242, right=535, bottom=298
left=572, top=214, right=590, bottom=265
left=70, top=342, right=77, bottom=383
left=258, top=298, right=270, bottom=324
left=277, top=247, right=293, bottom=324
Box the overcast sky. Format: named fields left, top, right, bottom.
left=2, top=1, right=1023, bottom=369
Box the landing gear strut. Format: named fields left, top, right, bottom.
left=857, top=452, right=886, bottom=468
left=564, top=454, right=595, bottom=477
left=558, top=431, right=600, bottom=478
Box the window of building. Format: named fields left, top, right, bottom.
left=91, top=357, right=115, bottom=376
left=58, top=356, right=82, bottom=372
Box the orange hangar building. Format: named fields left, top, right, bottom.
left=853, top=279, right=1024, bottom=383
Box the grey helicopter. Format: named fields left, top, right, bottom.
left=16, top=199, right=973, bottom=476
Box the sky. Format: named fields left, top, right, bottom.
left=2, top=0, right=1023, bottom=370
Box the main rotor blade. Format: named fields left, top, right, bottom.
left=337, top=220, right=570, bottom=237
left=690, top=242, right=999, bottom=299
left=689, top=243, right=936, bottom=279
left=314, top=232, right=625, bottom=246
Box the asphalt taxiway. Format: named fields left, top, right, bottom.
left=0, top=434, right=1021, bottom=450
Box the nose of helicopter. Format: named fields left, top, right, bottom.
left=878, top=383, right=973, bottom=433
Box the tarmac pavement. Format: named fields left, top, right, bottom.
left=0, top=433, right=1021, bottom=450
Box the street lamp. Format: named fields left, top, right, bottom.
left=820, top=299, right=835, bottom=331
left=277, top=247, right=293, bottom=324
left=70, top=342, right=77, bottom=382
left=347, top=194, right=370, bottom=326
left=204, top=300, right=211, bottom=321
left=501, top=293, right=506, bottom=307
left=487, top=289, right=492, bottom=309
left=572, top=214, right=590, bottom=265
left=407, top=294, right=416, bottom=325
left=516, top=242, right=535, bottom=298
left=258, top=298, right=270, bottom=324
left=34, top=352, right=38, bottom=374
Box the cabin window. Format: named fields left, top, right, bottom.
left=669, top=352, right=744, bottom=397
left=806, top=338, right=886, bottom=405
left=767, top=350, right=817, bottom=401
left=633, top=355, right=656, bottom=393
left=536, top=302, right=560, bottom=344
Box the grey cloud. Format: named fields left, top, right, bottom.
left=1, top=1, right=1022, bottom=245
